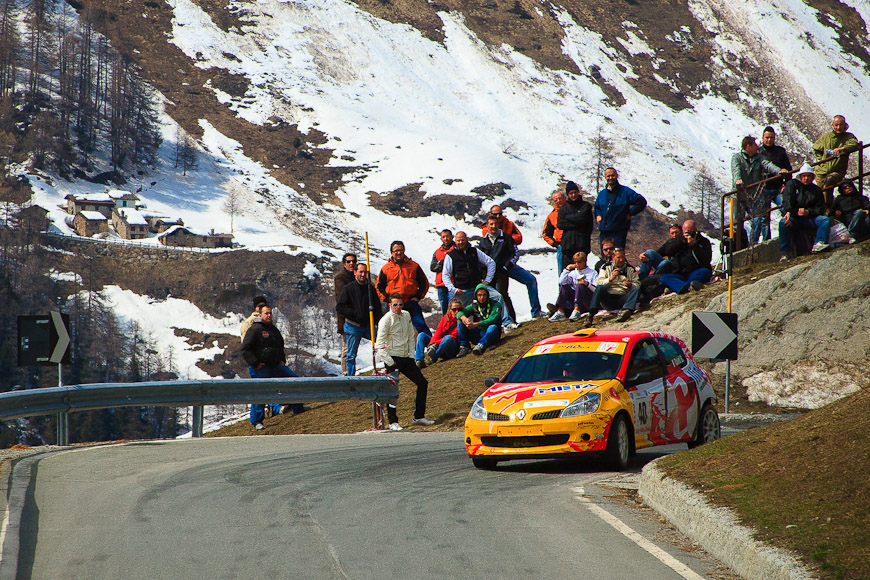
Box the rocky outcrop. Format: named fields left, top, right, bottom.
left=643, top=243, right=870, bottom=409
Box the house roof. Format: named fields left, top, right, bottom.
left=117, top=208, right=149, bottom=226
left=78, top=211, right=107, bottom=221
left=106, top=189, right=139, bottom=200
left=67, top=193, right=113, bottom=203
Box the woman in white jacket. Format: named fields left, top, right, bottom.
left=376, top=293, right=434, bottom=430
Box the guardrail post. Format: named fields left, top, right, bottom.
left=191, top=406, right=204, bottom=437
left=57, top=412, right=69, bottom=445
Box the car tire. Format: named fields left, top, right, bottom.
left=471, top=456, right=499, bottom=469
left=606, top=414, right=631, bottom=471
left=688, top=401, right=721, bottom=448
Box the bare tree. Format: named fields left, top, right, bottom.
left=222, top=188, right=241, bottom=233
left=587, top=125, right=616, bottom=193
left=687, top=167, right=724, bottom=227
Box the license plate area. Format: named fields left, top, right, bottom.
left=497, top=425, right=543, bottom=437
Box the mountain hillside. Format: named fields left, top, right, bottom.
left=3, top=0, right=870, bottom=414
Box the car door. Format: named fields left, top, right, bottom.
left=656, top=337, right=700, bottom=444
left=623, top=338, right=668, bottom=447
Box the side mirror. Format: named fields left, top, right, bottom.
left=484, top=377, right=499, bottom=388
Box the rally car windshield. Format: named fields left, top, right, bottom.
left=501, top=351, right=623, bottom=383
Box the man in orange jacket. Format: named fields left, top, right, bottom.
left=542, top=189, right=566, bottom=272
left=376, top=240, right=431, bottom=336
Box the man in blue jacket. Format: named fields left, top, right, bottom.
left=594, top=167, right=647, bottom=251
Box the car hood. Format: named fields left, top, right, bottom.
left=481, top=380, right=616, bottom=415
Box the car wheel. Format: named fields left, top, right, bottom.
left=688, top=402, right=721, bottom=448
left=471, top=456, right=499, bottom=469
left=606, top=414, right=631, bottom=471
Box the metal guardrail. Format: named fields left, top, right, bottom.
left=0, top=376, right=397, bottom=442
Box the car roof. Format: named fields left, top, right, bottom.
left=533, top=329, right=656, bottom=347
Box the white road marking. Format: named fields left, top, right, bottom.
left=573, top=486, right=706, bottom=580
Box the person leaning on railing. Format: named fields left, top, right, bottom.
left=812, top=115, right=859, bottom=204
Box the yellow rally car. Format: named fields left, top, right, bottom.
left=464, top=328, right=720, bottom=469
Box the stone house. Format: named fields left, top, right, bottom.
left=73, top=211, right=109, bottom=237
left=65, top=193, right=115, bottom=218
left=19, top=205, right=50, bottom=232
left=112, top=208, right=149, bottom=240
left=158, top=226, right=234, bottom=249
left=107, top=189, right=141, bottom=210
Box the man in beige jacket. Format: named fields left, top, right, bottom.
left=376, top=293, right=434, bottom=430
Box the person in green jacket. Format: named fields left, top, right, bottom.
left=812, top=115, right=860, bottom=204
left=456, top=284, right=502, bottom=356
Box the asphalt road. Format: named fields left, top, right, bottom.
left=11, top=433, right=733, bottom=580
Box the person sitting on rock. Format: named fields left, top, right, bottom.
left=778, top=164, right=832, bottom=260
left=457, top=284, right=502, bottom=356
left=584, top=248, right=640, bottom=326
left=659, top=220, right=713, bottom=295
left=549, top=252, right=597, bottom=322
left=419, top=298, right=462, bottom=367
left=832, top=179, right=870, bottom=243
left=638, top=223, right=682, bottom=280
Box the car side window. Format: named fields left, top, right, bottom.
left=626, top=340, right=666, bottom=387
left=657, top=338, right=687, bottom=368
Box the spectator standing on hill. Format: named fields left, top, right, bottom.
left=813, top=115, right=859, bottom=203
left=480, top=204, right=523, bottom=245
left=778, top=164, right=832, bottom=260
left=419, top=298, right=463, bottom=367
left=557, top=181, right=594, bottom=263
left=638, top=224, right=681, bottom=280
left=478, top=216, right=521, bottom=325
left=832, top=179, right=870, bottom=242
left=429, top=230, right=455, bottom=315
left=659, top=220, right=713, bottom=295
left=594, top=168, right=647, bottom=251
left=333, top=253, right=357, bottom=375
left=457, top=285, right=502, bottom=357
left=549, top=251, right=597, bottom=322
left=542, top=189, right=566, bottom=273
left=376, top=241, right=431, bottom=338
left=241, top=305, right=304, bottom=430
left=482, top=205, right=542, bottom=319
left=336, top=263, right=383, bottom=377
left=241, top=295, right=269, bottom=343
left=731, top=135, right=789, bottom=243
left=584, top=248, right=640, bottom=326
left=375, top=293, right=434, bottom=430
left=442, top=231, right=495, bottom=306
left=755, top=127, right=793, bottom=243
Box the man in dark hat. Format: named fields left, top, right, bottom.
left=832, top=179, right=870, bottom=242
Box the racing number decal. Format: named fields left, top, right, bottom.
left=636, top=401, right=649, bottom=425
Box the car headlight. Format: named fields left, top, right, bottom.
left=560, top=392, right=601, bottom=418
left=469, top=395, right=488, bottom=421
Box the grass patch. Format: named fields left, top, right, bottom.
left=658, top=386, right=870, bottom=580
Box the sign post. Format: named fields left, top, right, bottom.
left=692, top=312, right=738, bottom=413
left=18, top=312, right=72, bottom=444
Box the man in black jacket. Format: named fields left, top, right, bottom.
left=333, top=253, right=357, bottom=375
left=754, top=127, right=793, bottom=243
left=832, top=179, right=870, bottom=242
left=557, top=181, right=594, bottom=261
left=478, top=216, right=519, bottom=324
left=778, top=164, right=832, bottom=259
left=241, top=305, right=303, bottom=430
left=659, top=221, right=713, bottom=295
left=336, top=263, right=383, bottom=377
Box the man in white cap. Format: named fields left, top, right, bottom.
left=778, top=163, right=832, bottom=260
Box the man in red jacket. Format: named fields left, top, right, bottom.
left=417, top=298, right=462, bottom=368
left=429, top=229, right=454, bottom=315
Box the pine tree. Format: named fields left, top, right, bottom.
left=588, top=125, right=616, bottom=193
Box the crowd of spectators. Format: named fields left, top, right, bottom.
left=318, top=114, right=865, bottom=429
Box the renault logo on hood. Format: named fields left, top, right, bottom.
left=516, top=409, right=526, bottom=420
